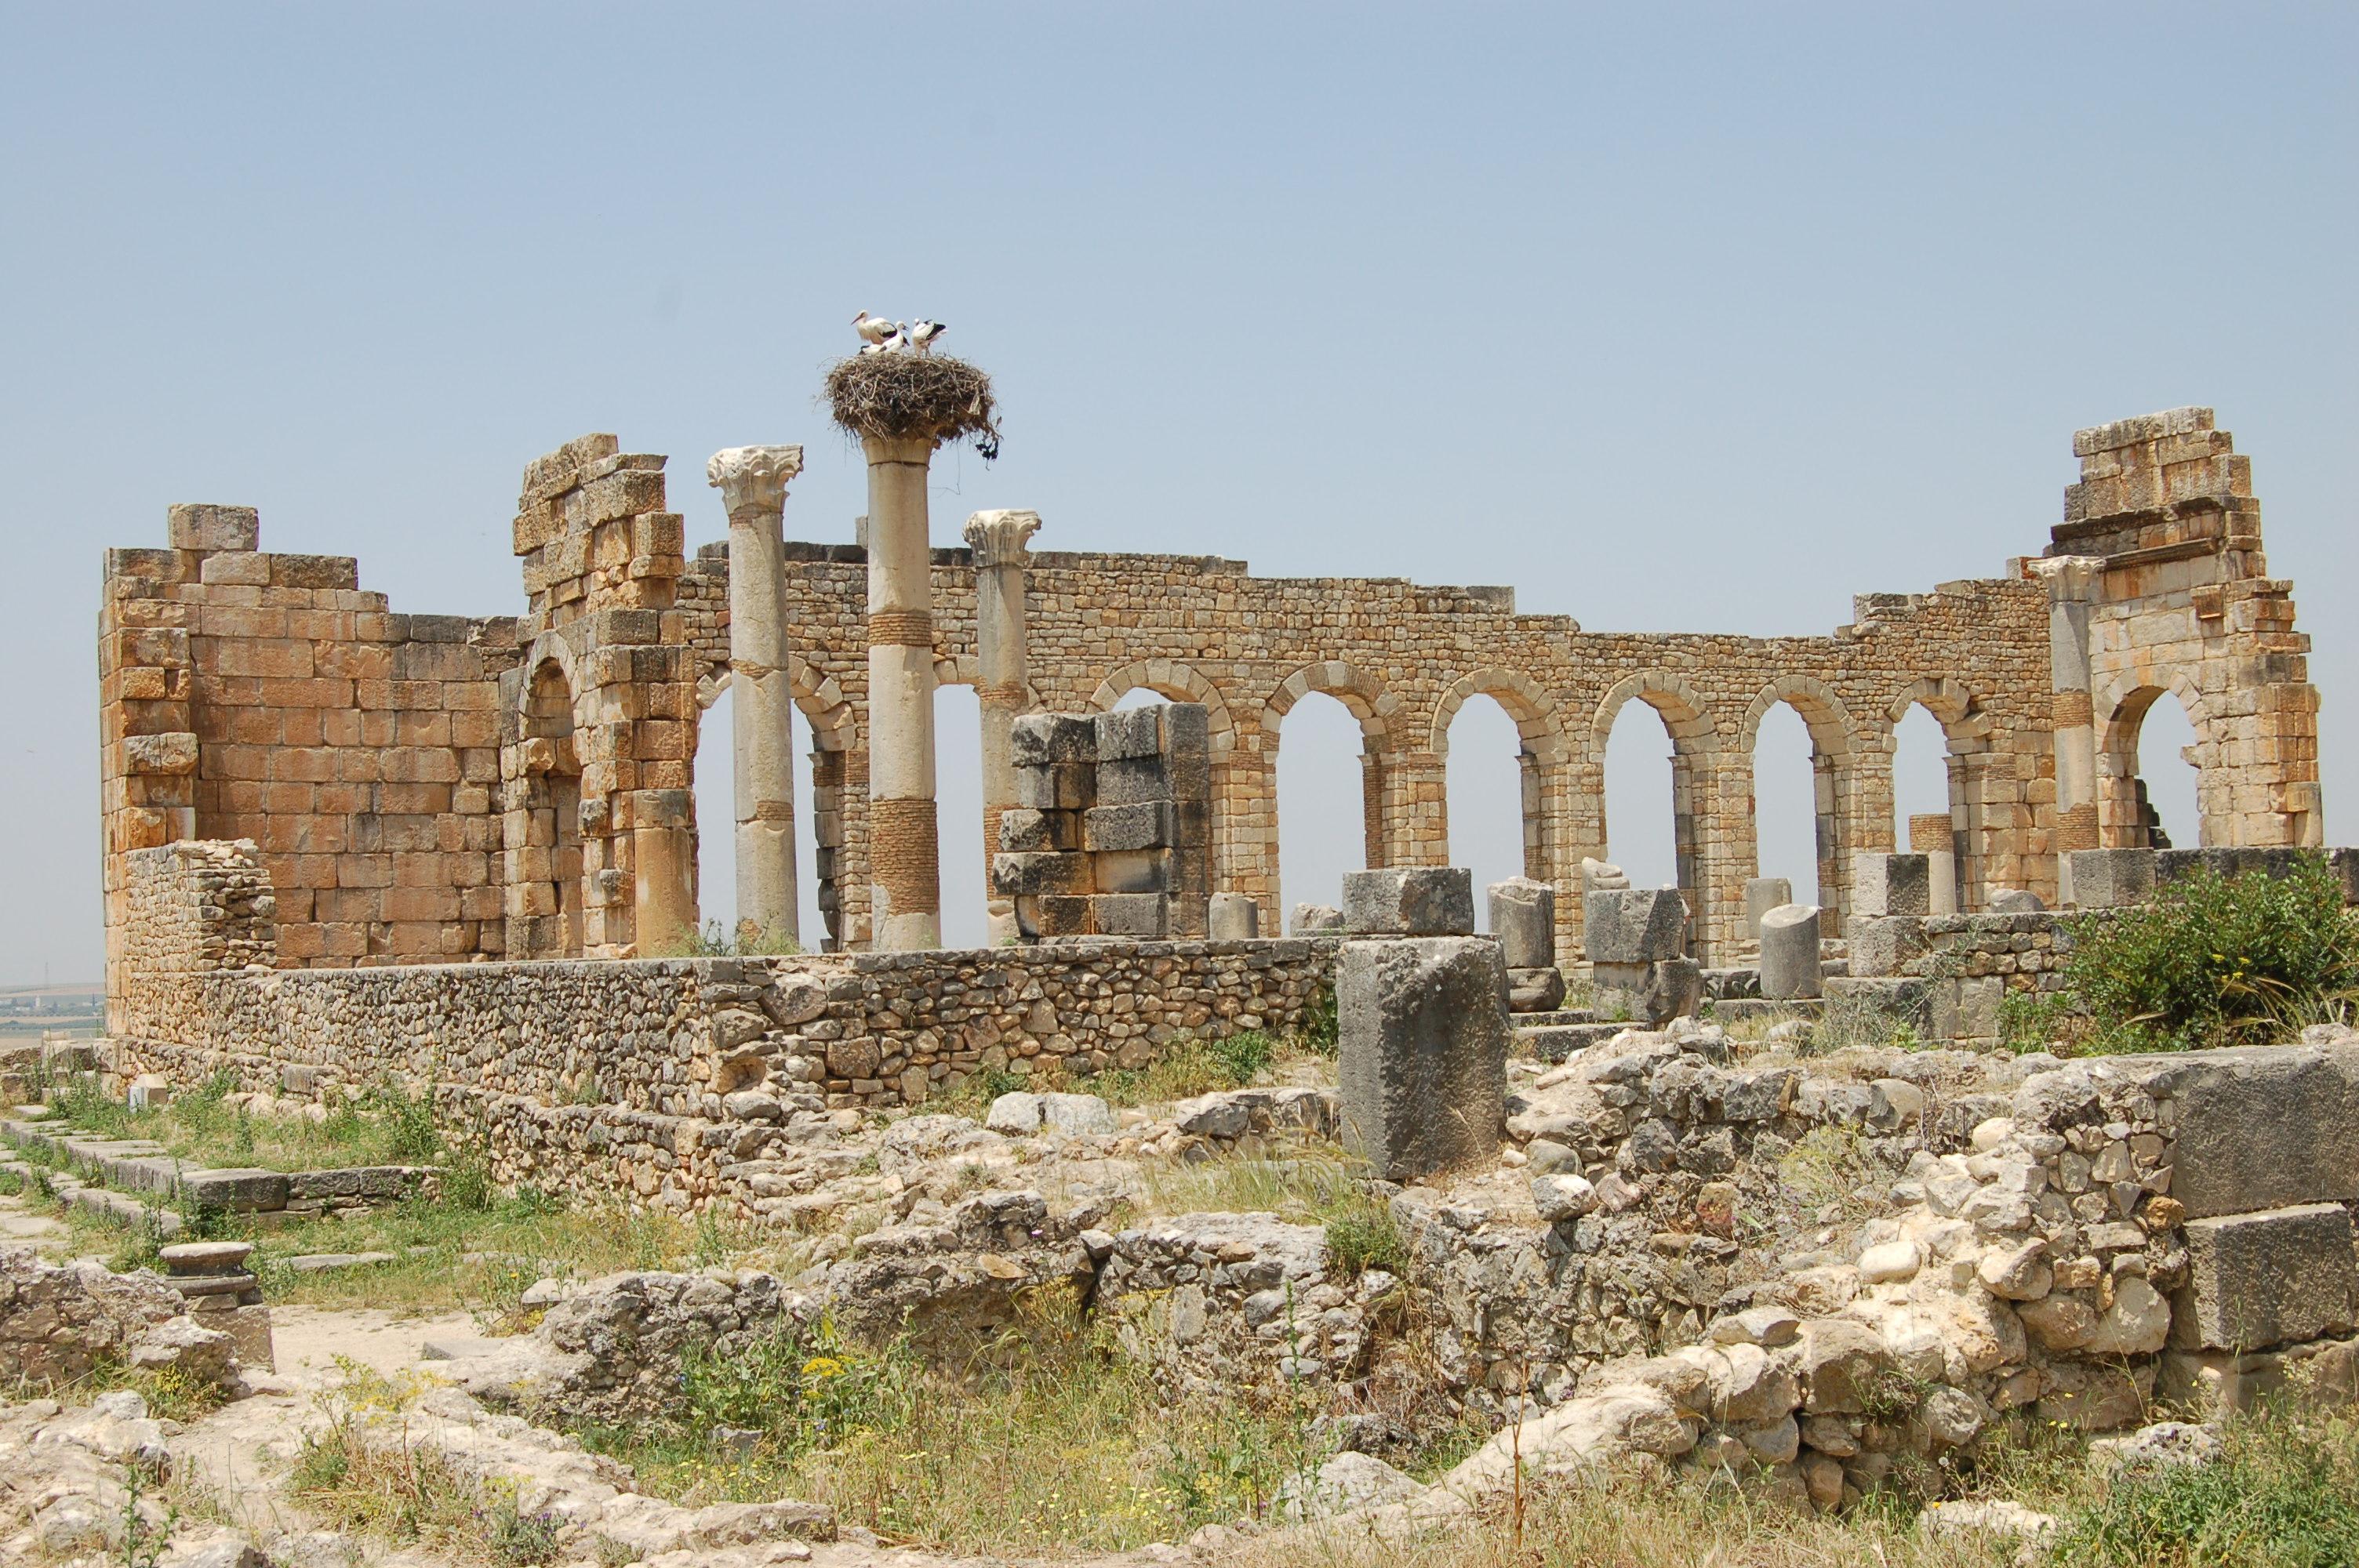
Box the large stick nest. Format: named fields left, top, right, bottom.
left=825, top=352, right=1001, bottom=459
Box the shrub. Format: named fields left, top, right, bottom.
left=1323, top=1200, right=1408, bottom=1279
left=2049, top=856, right=2359, bottom=1052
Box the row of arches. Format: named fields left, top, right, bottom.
left=683, top=658, right=2209, bottom=955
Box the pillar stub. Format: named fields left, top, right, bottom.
left=706, top=445, right=805, bottom=517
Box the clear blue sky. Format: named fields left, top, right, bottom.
left=5, top=4, right=2351, bottom=977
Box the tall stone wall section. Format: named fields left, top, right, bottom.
left=102, top=408, right=2320, bottom=1001
left=2055, top=408, right=2321, bottom=851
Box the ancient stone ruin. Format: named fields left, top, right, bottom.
left=34, top=397, right=2356, bottom=1563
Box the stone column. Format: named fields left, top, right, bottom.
left=2035, top=557, right=2103, bottom=901
left=708, top=445, right=805, bottom=949
left=863, top=434, right=943, bottom=949
left=963, top=507, right=1041, bottom=946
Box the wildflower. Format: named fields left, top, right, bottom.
left=801, top=1356, right=845, bottom=1378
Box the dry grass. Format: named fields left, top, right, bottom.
left=823, top=351, right=999, bottom=456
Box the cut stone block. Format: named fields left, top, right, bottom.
left=1009, top=713, right=1098, bottom=766
left=1987, top=887, right=2045, bottom=913
left=1092, top=893, right=1171, bottom=936
left=993, top=851, right=1092, bottom=898
left=1083, top=801, right=1176, bottom=852
left=1094, top=701, right=1209, bottom=763
left=1930, top=975, right=2005, bottom=1044
left=1336, top=936, right=1508, bottom=1178
left=1292, top=903, right=1345, bottom=935
left=1012, top=761, right=1093, bottom=810
left=1847, top=915, right=1929, bottom=978
left=1580, top=858, right=1629, bottom=895
left=1592, top=957, right=1703, bottom=1026
left=1852, top=854, right=1931, bottom=917
left=1209, top=893, right=1259, bottom=940
left=2160, top=1044, right=2359, bottom=1218
left=2068, top=848, right=2155, bottom=909
left=1583, top=886, right=1686, bottom=964
left=180, top=1168, right=290, bottom=1213
left=166, top=503, right=260, bottom=554
left=1093, top=849, right=1175, bottom=895
left=1758, top=904, right=1823, bottom=1000
left=1487, top=877, right=1556, bottom=969
left=998, top=808, right=1079, bottom=853
left=2174, top=1203, right=2357, bottom=1351
left=1744, top=877, right=1792, bottom=939
left=1343, top=867, right=1475, bottom=937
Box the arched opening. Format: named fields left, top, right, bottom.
left=695, top=686, right=827, bottom=948
left=1276, top=691, right=1370, bottom=927
left=935, top=683, right=987, bottom=949
left=1751, top=702, right=1822, bottom=907
left=1603, top=699, right=1679, bottom=893
left=1445, top=693, right=1525, bottom=932
left=1114, top=688, right=1167, bottom=712
left=522, top=660, right=583, bottom=959
left=2110, top=687, right=2202, bottom=848
left=1892, top=703, right=1954, bottom=856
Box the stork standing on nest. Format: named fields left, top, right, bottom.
left=906, top=319, right=947, bottom=354
left=852, top=310, right=903, bottom=354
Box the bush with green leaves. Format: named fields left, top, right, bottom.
left=2026, top=856, right=2359, bottom=1053
left=2052, top=1402, right=2359, bottom=1567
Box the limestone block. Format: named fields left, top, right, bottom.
left=1083, top=802, right=1176, bottom=852
left=167, top=503, right=260, bottom=554
left=2163, top=1045, right=2359, bottom=1218
left=1930, top=976, right=2004, bottom=1044
left=1009, top=714, right=1097, bottom=767
left=1092, top=893, right=1171, bottom=937
left=1094, top=702, right=1209, bottom=763
left=1744, top=877, right=1792, bottom=939
left=1093, top=850, right=1175, bottom=895
left=1583, top=887, right=1686, bottom=964
left=1852, top=855, right=1931, bottom=918
left=1343, top=867, right=1475, bottom=937
left=1336, top=937, right=1508, bottom=1178
left=2174, top=1203, right=2358, bottom=1351
left=1012, top=762, right=1093, bottom=811
left=1209, top=893, right=1259, bottom=940
left=1593, top=958, right=1703, bottom=1026
left=1506, top=967, right=1565, bottom=1013
left=180, top=1168, right=290, bottom=1214
left=2067, top=848, right=2155, bottom=909
left=1292, top=903, right=1345, bottom=935
left=998, top=808, right=1079, bottom=854
left=992, top=851, right=1092, bottom=898
left=1487, top=877, right=1556, bottom=969
left=1986, top=888, right=2045, bottom=913
left=1847, top=916, right=1928, bottom=978
left=1757, top=904, right=1823, bottom=1000
left=1580, top=858, right=1629, bottom=895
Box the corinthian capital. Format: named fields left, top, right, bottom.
left=962, top=508, right=1042, bottom=569
left=707, top=445, right=805, bottom=518
left=2027, top=553, right=2102, bottom=601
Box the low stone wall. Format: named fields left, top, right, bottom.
left=113, top=844, right=1339, bottom=1207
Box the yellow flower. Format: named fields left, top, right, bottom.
left=801, top=1356, right=845, bottom=1378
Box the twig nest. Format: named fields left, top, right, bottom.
left=825, top=352, right=1000, bottom=459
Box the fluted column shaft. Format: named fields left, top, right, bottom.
left=709, top=445, right=805, bottom=948
left=863, top=434, right=942, bottom=949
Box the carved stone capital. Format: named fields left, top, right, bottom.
left=962, top=508, right=1042, bottom=570
left=2028, top=554, right=2102, bottom=601
left=706, top=445, right=805, bottom=518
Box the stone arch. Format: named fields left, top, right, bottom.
left=1586, top=672, right=1721, bottom=960
left=695, top=656, right=856, bottom=748
left=1429, top=667, right=1569, bottom=890
left=1089, top=659, right=1238, bottom=757
left=1737, top=676, right=1861, bottom=924
left=508, top=645, right=587, bottom=960
left=2098, top=673, right=2212, bottom=848
left=1249, top=660, right=1405, bottom=924
left=1882, top=677, right=1997, bottom=908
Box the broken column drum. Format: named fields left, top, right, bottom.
left=965, top=508, right=1042, bottom=946
left=1336, top=932, right=1508, bottom=1179
left=709, top=445, right=805, bottom=949
left=865, top=434, right=943, bottom=950
left=1757, top=902, right=1824, bottom=1000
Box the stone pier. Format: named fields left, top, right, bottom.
left=709, top=445, right=805, bottom=948
left=2036, top=555, right=2103, bottom=900
left=965, top=508, right=1041, bottom=946
left=863, top=434, right=943, bottom=949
